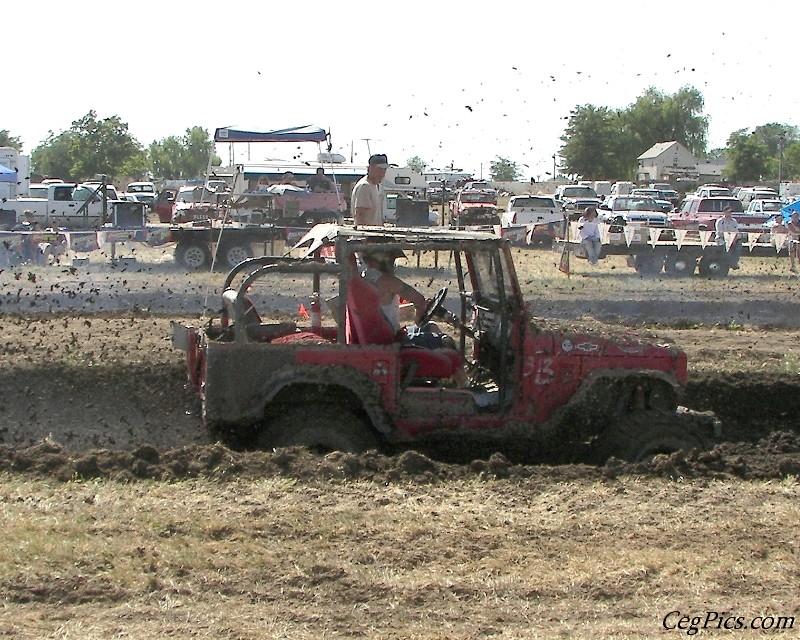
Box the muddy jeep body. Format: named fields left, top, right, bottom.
left=173, top=224, right=717, bottom=462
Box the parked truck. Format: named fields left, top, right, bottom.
left=172, top=224, right=720, bottom=462
left=0, top=182, right=146, bottom=230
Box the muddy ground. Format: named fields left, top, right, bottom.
left=0, top=245, right=799, bottom=479
left=1, top=249, right=800, bottom=639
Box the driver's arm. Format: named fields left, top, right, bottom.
left=388, top=276, right=426, bottom=324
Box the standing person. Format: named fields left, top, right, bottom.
left=577, top=206, right=602, bottom=266
left=786, top=211, right=800, bottom=273
left=351, top=154, right=388, bottom=226
left=715, top=205, right=742, bottom=270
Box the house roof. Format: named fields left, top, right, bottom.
left=638, top=141, right=681, bottom=160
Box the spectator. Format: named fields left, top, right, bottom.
left=577, top=206, right=602, bottom=267
left=307, top=167, right=333, bottom=193
left=280, top=172, right=296, bottom=186
left=786, top=211, right=800, bottom=273
left=351, top=154, right=388, bottom=226
left=11, top=210, right=41, bottom=263
left=715, top=206, right=742, bottom=270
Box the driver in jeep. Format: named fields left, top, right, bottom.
left=359, top=248, right=470, bottom=387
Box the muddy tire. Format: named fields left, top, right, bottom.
left=664, top=252, right=696, bottom=277
left=633, top=253, right=664, bottom=275
left=259, top=405, right=378, bottom=454
left=698, top=254, right=730, bottom=278
left=175, top=242, right=212, bottom=270
left=597, top=409, right=715, bottom=463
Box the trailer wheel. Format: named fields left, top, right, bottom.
left=218, top=242, right=253, bottom=269
left=258, top=405, right=378, bottom=454
left=633, top=253, right=664, bottom=275
left=664, top=252, right=696, bottom=277
left=175, top=242, right=212, bottom=270
left=698, top=254, right=730, bottom=278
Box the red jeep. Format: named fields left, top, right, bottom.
left=172, top=225, right=718, bottom=462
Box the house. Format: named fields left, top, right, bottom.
left=636, top=141, right=699, bottom=183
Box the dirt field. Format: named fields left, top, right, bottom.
left=1, top=245, right=799, bottom=638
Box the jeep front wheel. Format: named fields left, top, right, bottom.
left=259, top=405, right=379, bottom=454
left=598, top=410, right=712, bottom=463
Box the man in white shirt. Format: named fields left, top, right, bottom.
left=715, top=206, right=741, bottom=270
left=351, top=154, right=388, bottom=226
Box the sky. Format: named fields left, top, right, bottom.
left=5, top=0, right=798, bottom=180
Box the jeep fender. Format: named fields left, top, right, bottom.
left=569, top=368, right=682, bottom=410
left=255, top=363, right=394, bottom=435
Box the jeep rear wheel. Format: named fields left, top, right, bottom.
left=259, top=405, right=378, bottom=454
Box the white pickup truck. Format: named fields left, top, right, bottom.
left=745, top=198, right=784, bottom=216
left=0, top=182, right=145, bottom=229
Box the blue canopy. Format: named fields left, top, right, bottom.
left=214, top=125, right=327, bottom=143
left=781, top=200, right=800, bottom=221
left=0, top=163, right=16, bottom=183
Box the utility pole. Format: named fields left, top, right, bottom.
left=778, top=131, right=786, bottom=197
left=552, top=154, right=557, bottom=181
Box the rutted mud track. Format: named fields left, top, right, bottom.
left=1, top=312, right=799, bottom=482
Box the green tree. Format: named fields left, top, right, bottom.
left=752, top=123, right=799, bottom=157
left=406, top=155, right=427, bottom=173
left=780, top=141, right=800, bottom=181
left=0, top=129, right=22, bottom=150
left=560, top=86, right=709, bottom=180
left=726, top=130, right=772, bottom=183
left=149, top=127, right=217, bottom=179
left=489, top=156, right=520, bottom=181
left=31, top=111, right=145, bottom=181
left=560, top=105, right=627, bottom=179
left=623, top=86, right=708, bottom=158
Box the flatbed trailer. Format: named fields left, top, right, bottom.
left=554, top=221, right=792, bottom=277
left=161, top=222, right=309, bottom=270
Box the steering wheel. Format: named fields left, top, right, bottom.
left=417, top=286, right=448, bottom=327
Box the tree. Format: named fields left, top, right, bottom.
left=0, top=130, right=22, bottom=150
left=31, top=111, right=146, bottom=181
left=560, top=105, right=627, bottom=179
left=149, top=127, right=217, bottom=179
left=489, top=156, right=520, bottom=181
left=780, top=141, right=800, bottom=181
left=725, top=130, right=772, bottom=183
left=752, top=123, right=799, bottom=157
left=559, top=86, right=709, bottom=180
left=406, top=155, right=427, bottom=173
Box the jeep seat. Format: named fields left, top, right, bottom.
left=345, top=264, right=461, bottom=379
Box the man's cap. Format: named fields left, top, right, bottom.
left=723, top=205, right=733, bottom=211
left=368, top=154, right=389, bottom=169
